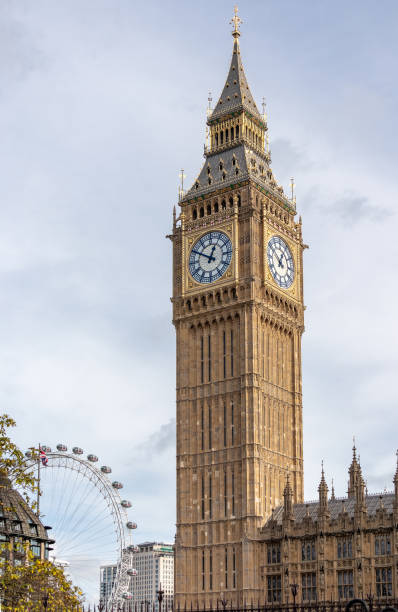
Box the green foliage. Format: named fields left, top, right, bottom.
left=0, top=548, right=84, bottom=611
left=0, top=414, right=38, bottom=509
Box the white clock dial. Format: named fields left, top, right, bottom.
left=189, top=231, right=232, bottom=284
left=267, top=236, right=294, bottom=289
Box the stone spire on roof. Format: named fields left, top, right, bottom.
left=209, top=7, right=261, bottom=122
left=348, top=439, right=362, bottom=499
left=330, top=478, right=336, bottom=501
left=283, top=473, right=294, bottom=521
left=393, top=450, right=398, bottom=511
left=318, top=462, right=330, bottom=519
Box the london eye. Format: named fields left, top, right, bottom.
left=22, top=444, right=137, bottom=610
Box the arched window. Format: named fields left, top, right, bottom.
left=193, top=208, right=197, bottom=220
left=215, top=133, right=219, bottom=147
left=200, top=207, right=204, bottom=218
left=207, top=204, right=211, bottom=215
left=229, top=197, right=233, bottom=207
left=220, top=131, right=224, bottom=145
left=214, top=201, right=219, bottom=213
left=237, top=194, right=241, bottom=207
left=221, top=199, right=226, bottom=210
left=236, top=125, right=239, bottom=138
left=219, top=161, right=223, bottom=171
left=231, top=127, right=234, bottom=140
left=225, top=130, right=229, bottom=142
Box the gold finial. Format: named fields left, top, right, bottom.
left=230, top=6, right=242, bottom=38
left=206, top=92, right=213, bottom=119
left=290, top=177, right=295, bottom=202
left=262, top=97, right=267, bottom=120
left=178, top=169, right=186, bottom=200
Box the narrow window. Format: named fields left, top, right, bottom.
left=225, top=548, right=228, bottom=588
left=201, top=405, right=204, bottom=451
left=200, top=336, right=204, bottom=383
left=201, top=550, right=205, bottom=590
left=231, top=330, right=234, bottom=376
left=232, top=548, right=236, bottom=588
left=229, top=196, right=233, bottom=208
left=215, top=133, right=219, bottom=147
left=220, top=131, right=224, bottom=145
left=232, top=468, right=235, bottom=516
left=223, top=403, right=227, bottom=447
left=223, top=331, right=226, bottom=378
left=231, top=400, right=235, bottom=445
left=193, top=208, right=197, bottom=220
left=208, top=335, right=211, bottom=382
left=201, top=473, right=205, bottom=520
left=224, top=470, right=227, bottom=516
left=225, top=129, right=229, bottom=142
left=209, top=550, right=213, bottom=590
left=207, top=204, right=211, bottom=215
left=222, top=199, right=226, bottom=210
left=200, top=206, right=204, bottom=218
left=236, top=125, right=239, bottom=138
left=208, top=405, right=212, bottom=449
left=214, top=201, right=219, bottom=213
left=209, top=474, right=212, bottom=519
left=231, top=127, right=234, bottom=140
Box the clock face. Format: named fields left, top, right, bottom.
left=189, top=231, right=232, bottom=284
left=267, top=235, right=294, bottom=289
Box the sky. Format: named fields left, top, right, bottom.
left=1, top=0, right=398, bottom=571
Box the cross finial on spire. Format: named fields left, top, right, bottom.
left=230, top=6, right=242, bottom=38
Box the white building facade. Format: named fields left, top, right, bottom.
left=131, top=542, right=174, bottom=610
left=100, top=563, right=117, bottom=606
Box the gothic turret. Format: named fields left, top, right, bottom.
left=318, top=463, right=330, bottom=519
left=394, top=450, right=398, bottom=511
left=347, top=443, right=362, bottom=499
left=283, top=474, right=294, bottom=522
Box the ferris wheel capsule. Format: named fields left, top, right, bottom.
left=87, top=454, right=98, bottom=462
left=41, top=446, right=52, bottom=453
left=112, top=481, right=123, bottom=489
left=127, top=568, right=138, bottom=576
left=101, top=466, right=112, bottom=474
left=121, top=500, right=132, bottom=508
left=72, top=447, right=83, bottom=455
left=126, top=521, right=137, bottom=530
left=56, top=444, right=67, bottom=452
left=25, top=450, right=32, bottom=458
left=128, top=545, right=140, bottom=553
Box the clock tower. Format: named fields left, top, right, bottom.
left=170, top=10, right=305, bottom=607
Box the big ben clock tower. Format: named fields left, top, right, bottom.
left=170, top=9, right=305, bottom=607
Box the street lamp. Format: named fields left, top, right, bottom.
left=157, top=585, right=164, bottom=612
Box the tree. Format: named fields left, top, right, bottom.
left=0, top=548, right=84, bottom=611
left=0, top=414, right=38, bottom=509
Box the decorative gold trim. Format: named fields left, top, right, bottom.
left=264, top=229, right=299, bottom=298
left=183, top=222, right=236, bottom=294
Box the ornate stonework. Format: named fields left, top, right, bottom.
left=169, top=10, right=305, bottom=606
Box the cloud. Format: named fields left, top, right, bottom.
left=327, top=193, right=391, bottom=225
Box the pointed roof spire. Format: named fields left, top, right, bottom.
left=210, top=8, right=261, bottom=121
left=331, top=478, right=336, bottom=501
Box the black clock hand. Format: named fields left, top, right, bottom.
left=277, top=252, right=284, bottom=268
left=192, top=249, right=215, bottom=262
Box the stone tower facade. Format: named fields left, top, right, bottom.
left=170, top=10, right=306, bottom=607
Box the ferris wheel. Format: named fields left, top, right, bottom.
left=23, top=444, right=138, bottom=610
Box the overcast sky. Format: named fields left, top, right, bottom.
left=1, top=0, right=398, bottom=557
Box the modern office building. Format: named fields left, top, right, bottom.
left=130, top=542, right=174, bottom=610
left=99, top=563, right=117, bottom=607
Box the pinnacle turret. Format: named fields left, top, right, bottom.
left=283, top=474, right=294, bottom=521
left=318, top=462, right=330, bottom=518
